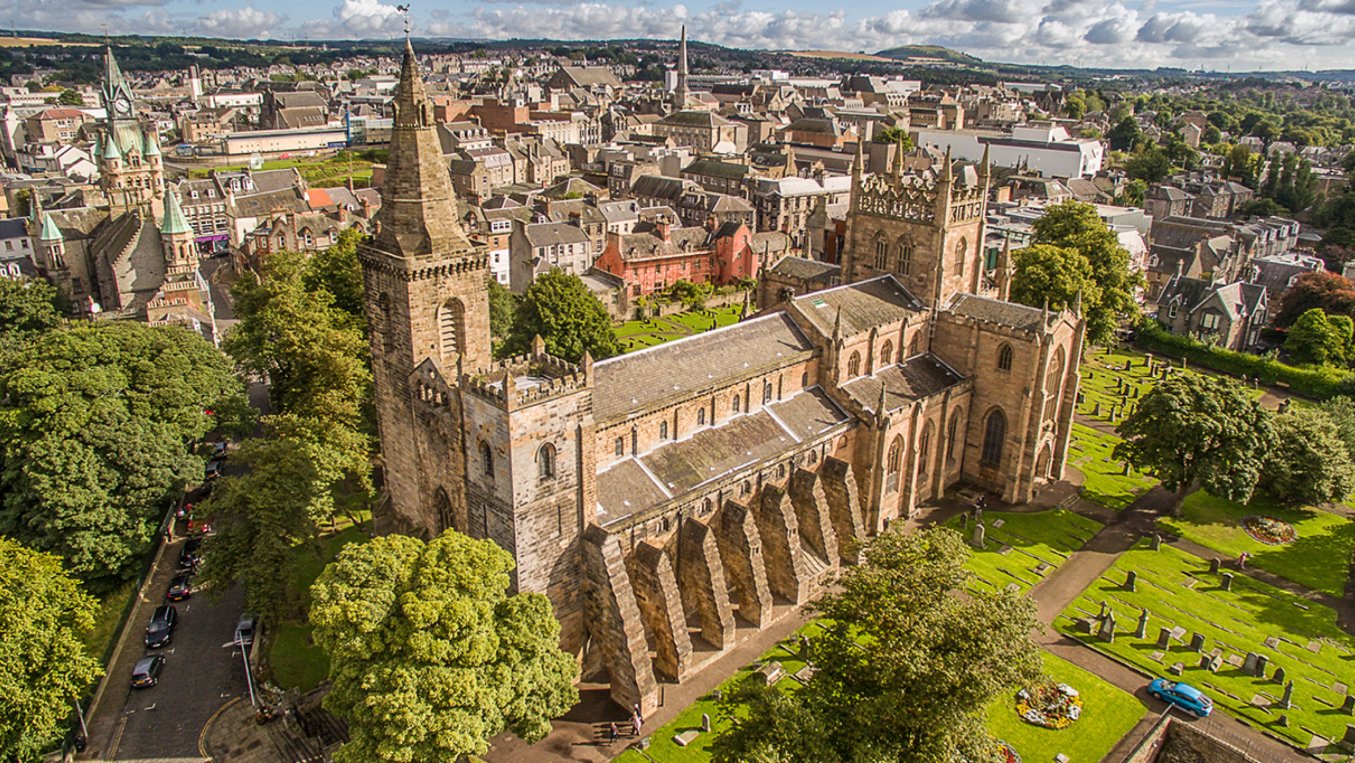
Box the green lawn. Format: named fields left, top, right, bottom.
left=1067, top=423, right=1156, bottom=510
left=1077, top=347, right=1163, bottom=426
left=1158, top=491, right=1355, bottom=599
left=266, top=524, right=369, bottom=692
left=943, top=509, right=1104, bottom=595
left=986, top=652, right=1145, bottom=763
left=190, top=150, right=376, bottom=188
left=1058, top=540, right=1355, bottom=751
left=616, top=304, right=744, bottom=353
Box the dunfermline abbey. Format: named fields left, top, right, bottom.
left=362, top=41, right=1085, bottom=713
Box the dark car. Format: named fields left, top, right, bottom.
left=166, top=574, right=192, bottom=601
left=178, top=537, right=202, bottom=570
left=205, top=460, right=223, bottom=480
left=145, top=605, right=178, bottom=648
left=212, top=441, right=228, bottom=459
left=130, top=655, right=165, bottom=688
left=235, top=615, right=257, bottom=647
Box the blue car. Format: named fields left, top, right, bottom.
left=1149, top=678, right=1213, bottom=717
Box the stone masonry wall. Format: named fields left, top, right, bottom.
left=789, top=468, right=838, bottom=565
left=676, top=518, right=736, bottom=649
left=626, top=540, right=693, bottom=682
left=755, top=484, right=812, bottom=604
left=581, top=525, right=659, bottom=714
left=714, top=499, right=774, bottom=627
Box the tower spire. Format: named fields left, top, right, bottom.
left=891, top=132, right=905, bottom=182
left=673, top=25, right=689, bottom=112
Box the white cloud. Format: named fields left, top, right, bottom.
left=194, top=7, right=284, bottom=38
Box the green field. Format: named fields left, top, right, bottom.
left=986, top=652, right=1145, bottom=763
left=1068, top=423, right=1156, bottom=510
left=1158, top=491, right=1355, bottom=599
left=616, top=304, right=745, bottom=353
left=266, top=523, right=369, bottom=692
left=943, top=509, right=1103, bottom=595
left=190, top=150, right=377, bottom=188
left=1058, top=540, right=1355, bottom=751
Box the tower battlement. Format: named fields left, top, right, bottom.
left=462, top=344, right=593, bottom=411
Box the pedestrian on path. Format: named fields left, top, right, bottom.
left=1238, top=551, right=1249, bottom=569
left=608, top=722, right=619, bottom=744
left=631, top=713, right=642, bottom=737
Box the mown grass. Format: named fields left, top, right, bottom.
left=942, top=509, right=1103, bottom=595
left=1067, top=423, right=1156, bottom=510
left=615, top=304, right=744, bottom=353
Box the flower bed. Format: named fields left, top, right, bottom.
left=1241, top=515, right=1298, bottom=546
left=1015, top=683, right=1082, bottom=729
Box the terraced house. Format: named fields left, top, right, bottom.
left=361, top=43, right=1085, bottom=717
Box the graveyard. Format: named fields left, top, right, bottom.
left=1158, top=491, right=1355, bottom=599
left=1057, top=539, right=1355, bottom=752
left=614, top=304, right=746, bottom=353
left=1066, top=423, right=1156, bottom=511
left=942, top=508, right=1104, bottom=594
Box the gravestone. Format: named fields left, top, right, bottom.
left=701, top=714, right=711, bottom=732
left=1099, top=611, right=1117, bottom=643
left=757, top=661, right=784, bottom=685
left=1344, top=724, right=1355, bottom=745
left=1126, top=570, right=1137, bottom=592
left=1189, top=632, right=1206, bottom=653
left=971, top=523, right=986, bottom=549
left=1343, top=695, right=1355, bottom=715
left=1135, top=609, right=1150, bottom=639
left=674, top=730, right=700, bottom=747
left=1255, top=654, right=1269, bottom=676
left=1277, top=714, right=1289, bottom=728
left=1169, top=662, right=1185, bottom=676
left=1209, top=558, right=1221, bottom=573
left=1152, top=532, right=1162, bottom=551
left=1157, top=627, right=1173, bottom=649
left=1279, top=681, right=1294, bottom=710
left=1093, top=402, right=1101, bottom=416
left=1221, top=572, right=1234, bottom=591
left=1274, top=666, right=1287, bottom=685
left=1076, top=391, right=1085, bottom=404
left=1099, top=600, right=1109, bottom=618
left=961, top=513, right=968, bottom=529
left=1204, top=653, right=1223, bottom=672
left=1243, top=652, right=1260, bottom=675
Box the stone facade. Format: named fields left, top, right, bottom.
left=365, top=44, right=1085, bottom=715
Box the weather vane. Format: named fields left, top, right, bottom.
left=397, top=4, right=411, bottom=38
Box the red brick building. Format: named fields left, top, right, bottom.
left=596, top=217, right=775, bottom=298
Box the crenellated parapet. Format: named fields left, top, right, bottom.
left=461, top=339, right=594, bottom=411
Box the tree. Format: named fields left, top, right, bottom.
left=310, top=531, right=579, bottom=762
left=1235, top=198, right=1286, bottom=218
left=1027, top=201, right=1142, bottom=346
left=1320, top=396, right=1355, bottom=464
left=1285, top=308, right=1351, bottom=366
left=197, top=412, right=371, bottom=624
left=0, top=538, right=102, bottom=761
left=0, top=322, right=251, bottom=588
left=57, top=88, right=82, bottom=106
left=301, top=228, right=367, bottom=329
left=487, top=277, right=516, bottom=343
left=225, top=249, right=371, bottom=426
left=711, top=527, right=1041, bottom=763
left=873, top=126, right=913, bottom=151
left=1125, top=148, right=1173, bottom=183
left=1259, top=408, right=1355, bottom=506
left=1115, top=374, right=1274, bottom=510
left=1009, top=243, right=1097, bottom=315
left=1107, top=116, right=1142, bottom=152
left=501, top=270, right=620, bottom=361
left=1113, top=178, right=1147, bottom=207
left=0, top=277, right=62, bottom=353
left=1275, top=271, right=1355, bottom=327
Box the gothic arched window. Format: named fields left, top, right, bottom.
left=847, top=351, right=861, bottom=377
left=614, top=437, right=624, bottom=456
left=886, top=435, right=903, bottom=493
left=897, top=238, right=913, bottom=276
left=697, top=408, right=706, bottom=426
left=880, top=340, right=894, bottom=366
left=954, top=238, right=968, bottom=276
left=659, top=421, right=669, bottom=439
left=874, top=235, right=888, bottom=269
left=763, top=381, right=774, bottom=403
left=537, top=443, right=557, bottom=482
left=946, top=410, right=961, bottom=462
left=732, top=395, right=741, bottom=414
left=997, top=343, right=1013, bottom=372
left=480, top=441, right=494, bottom=478
left=981, top=409, right=1006, bottom=467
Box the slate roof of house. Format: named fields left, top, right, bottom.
left=1158, top=275, right=1212, bottom=310
left=593, top=311, right=815, bottom=422
left=791, top=276, right=924, bottom=338
left=947, top=293, right=1052, bottom=332
left=232, top=188, right=307, bottom=217
left=840, top=353, right=966, bottom=413
left=660, top=110, right=735, bottom=128
left=614, top=226, right=710, bottom=261
left=1208, top=281, right=1267, bottom=320
left=631, top=174, right=692, bottom=202
left=766, top=255, right=841, bottom=282
left=683, top=158, right=751, bottom=181
left=555, top=66, right=623, bottom=89
left=522, top=221, right=589, bottom=248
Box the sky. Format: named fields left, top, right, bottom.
left=11, top=0, right=1355, bottom=71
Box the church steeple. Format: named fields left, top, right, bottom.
left=673, top=25, right=689, bottom=112
left=369, top=38, right=475, bottom=261
left=101, top=46, right=137, bottom=126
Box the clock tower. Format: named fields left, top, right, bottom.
left=97, top=46, right=164, bottom=213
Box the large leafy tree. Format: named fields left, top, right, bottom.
left=1284, top=308, right=1352, bottom=366
left=712, top=528, right=1041, bottom=763
left=310, top=531, right=579, bottom=762
left=301, top=228, right=367, bottom=328
left=487, top=277, right=516, bottom=344
left=1259, top=408, right=1355, bottom=506
left=1275, top=271, right=1355, bottom=327
left=225, top=248, right=371, bottom=426
left=1018, top=201, right=1141, bottom=346
left=0, top=322, right=250, bottom=588
left=0, top=538, right=102, bottom=761
left=0, top=277, right=62, bottom=351
left=1115, top=374, right=1274, bottom=510
left=1009, top=243, right=1097, bottom=315
left=501, top=270, right=619, bottom=362
left=197, top=412, right=372, bottom=624
left=1321, top=396, right=1355, bottom=464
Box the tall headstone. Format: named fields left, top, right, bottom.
left=1152, top=532, right=1162, bottom=551
left=1221, top=572, right=1234, bottom=591
left=1099, top=611, right=1117, bottom=643
left=1344, top=724, right=1355, bottom=745
left=1135, top=609, right=1149, bottom=639
left=1342, top=695, right=1355, bottom=715
left=1243, top=652, right=1259, bottom=675
left=1189, top=632, right=1206, bottom=652
left=1157, top=627, right=1172, bottom=649
left=1209, top=558, right=1220, bottom=573
left=1099, top=600, right=1109, bottom=619
left=1255, top=653, right=1269, bottom=677
left=1126, top=570, right=1138, bottom=592
left=1273, top=666, right=1287, bottom=685
left=701, top=713, right=711, bottom=732
left=971, top=523, right=986, bottom=549
left=1279, top=681, right=1294, bottom=710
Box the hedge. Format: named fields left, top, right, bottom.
left=1134, top=321, right=1355, bottom=400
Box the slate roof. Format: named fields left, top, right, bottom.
left=1157, top=275, right=1211, bottom=310
left=947, top=293, right=1052, bottom=332
left=766, top=255, right=841, bottom=282
left=791, top=276, right=924, bottom=338
left=683, top=158, right=751, bottom=181
left=593, top=311, right=814, bottom=422
left=631, top=175, right=691, bottom=202
left=840, top=354, right=966, bottom=412
left=614, top=226, right=710, bottom=261
left=660, top=110, right=735, bottom=128
left=522, top=222, right=588, bottom=248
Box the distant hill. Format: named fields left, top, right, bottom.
left=874, top=45, right=984, bottom=65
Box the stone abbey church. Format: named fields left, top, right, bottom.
left=363, top=43, right=1085, bottom=714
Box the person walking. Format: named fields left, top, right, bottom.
left=607, top=722, right=619, bottom=744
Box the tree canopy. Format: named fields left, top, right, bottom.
left=1259, top=407, right=1355, bottom=506
left=1009, top=243, right=1096, bottom=317
left=501, top=270, right=620, bottom=362
left=0, top=322, right=250, bottom=588
left=1020, top=201, right=1141, bottom=346
left=0, top=538, right=102, bottom=761
left=711, top=527, right=1041, bottom=763
left=1115, top=374, right=1274, bottom=508
left=310, top=531, right=579, bottom=762
left=1275, top=271, right=1355, bottom=328
left=0, top=277, right=63, bottom=353
left=1284, top=308, right=1352, bottom=366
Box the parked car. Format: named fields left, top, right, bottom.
left=1148, top=678, right=1213, bottom=717
left=235, top=615, right=257, bottom=647
left=178, top=537, right=202, bottom=570
left=145, top=605, right=178, bottom=648
left=212, top=441, right=228, bottom=460
left=130, top=655, right=165, bottom=688
left=205, top=460, right=223, bottom=480
left=166, top=574, right=193, bottom=601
